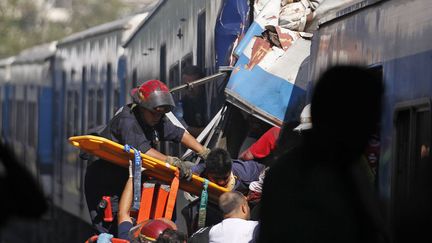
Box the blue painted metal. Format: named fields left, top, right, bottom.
left=38, top=87, right=54, bottom=172
left=233, top=22, right=263, bottom=57
left=226, top=53, right=306, bottom=124
left=379, top=49, right=432, bottom=197
left=308, top=2, right=432, bottom=224
left=117, top=55, right=127, bottom=106
left=215, top=0, right=250, bottom=68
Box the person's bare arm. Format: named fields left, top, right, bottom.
left=144, top=147, right=168, bottom=162
left=118, top=178, right=133, bottom=224
left=180, top=132, right=206, bottom=154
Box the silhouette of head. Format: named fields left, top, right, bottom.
left=311, top=65, right=384, bottom=156
left=182, top=65, right=204, bottom=97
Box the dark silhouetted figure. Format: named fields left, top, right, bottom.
left=259, top=65, right=389, bottom=243
left=0, top=141, right=47, bottom=226
left=180, top=65, right=208, bottom=137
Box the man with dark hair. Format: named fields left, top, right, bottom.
left=181, top=148, right=265, bottom=236
left=193, top=148, right=265, bottom=194
left=179, top=65, right=208, bottom=137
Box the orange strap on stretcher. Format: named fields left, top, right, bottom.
left=136, top=170, right=180, bottom=224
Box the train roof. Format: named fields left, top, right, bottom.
left=317, top=0, right=385, bottom=27
left=58, top=12, right=148, bottom=46
left=13, top=42, right=57, bottom=64
left=0, top=57, right=15, bottom=67
left=122, top=0, right=165, bottom=48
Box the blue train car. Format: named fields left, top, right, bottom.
left=0, top=43, right=59, bottom=242
left=0, top=57, right=14, bottom=141
left=309, top=0, right=432, bottom=241
left=53, top=13, right=147, bottom=224
left=8, top=42, right=57, bottom=191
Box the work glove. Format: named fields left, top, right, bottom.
left=165, top=156, right=194, bottom=181
left=197, top=147, right=211, bottom=160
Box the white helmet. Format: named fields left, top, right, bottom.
left=293, top=104, right=312, bottom=132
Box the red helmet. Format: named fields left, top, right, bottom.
left=139, top=218, right=176, bottom=241
left=130, top=80, right=175, bottom=111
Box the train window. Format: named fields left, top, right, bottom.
left=28, top=102, right=37, bottom=147
left=0, top=87, right=2, bottom=132
left=414, top=108, right=430, bottom=164
left=169, top=62, right=180, bottom=100
left=106, top=63, right=112, bottom=122
left=132, top=68, right=138, bottom=88
left=9, top=88, right=16, bottom=140
left=73, top=90, right=79, bottom=136
left=197, top=10, right=206, bottom=72
left=160, top=44, right=166, bottom=82
left=394, top=109, right=410, bottom=203
left=81, top=67, right=87, bottom=133
left=71, top=69, right=76, bottom=83
left=88, top=89, right=96, bottom=129
left=91, top=66, right=97, bottom=83
left=96, top=89, right=104, bottom=126
left=393, top=99, right=431, bottom=242
left=66, top=90, right=74, bottom=138
left=17, top=99, right=25, bottom=142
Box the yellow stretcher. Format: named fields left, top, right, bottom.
left=69, top=135, right=228, bottom=204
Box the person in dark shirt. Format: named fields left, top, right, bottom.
left=192, top=148, right=265, bottom=194
left=84, top=79, right=210, bottom=235
left=182, top=148, right=265, bottom=235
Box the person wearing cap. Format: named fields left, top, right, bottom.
left=84, top=79, right=210, bottom=235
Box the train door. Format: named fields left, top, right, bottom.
left=0, top=86, right=2, bottom=134
left=392, top=98, right=431, bottom=242
left=54, top=70, right=66, bottom=201
left=37, top=83, right=53, bottom=182
left=2, top=83, right=11, bottom=141
left=14, top=84, right=25, bottom=160
left=63, top=68, right=81, bottom=213
left=26, top=84, right=37, bottom=175
left=77, top=66, right=88, bottom=210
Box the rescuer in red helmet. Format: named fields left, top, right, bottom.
left=84, top=79, right=210, bottom=236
